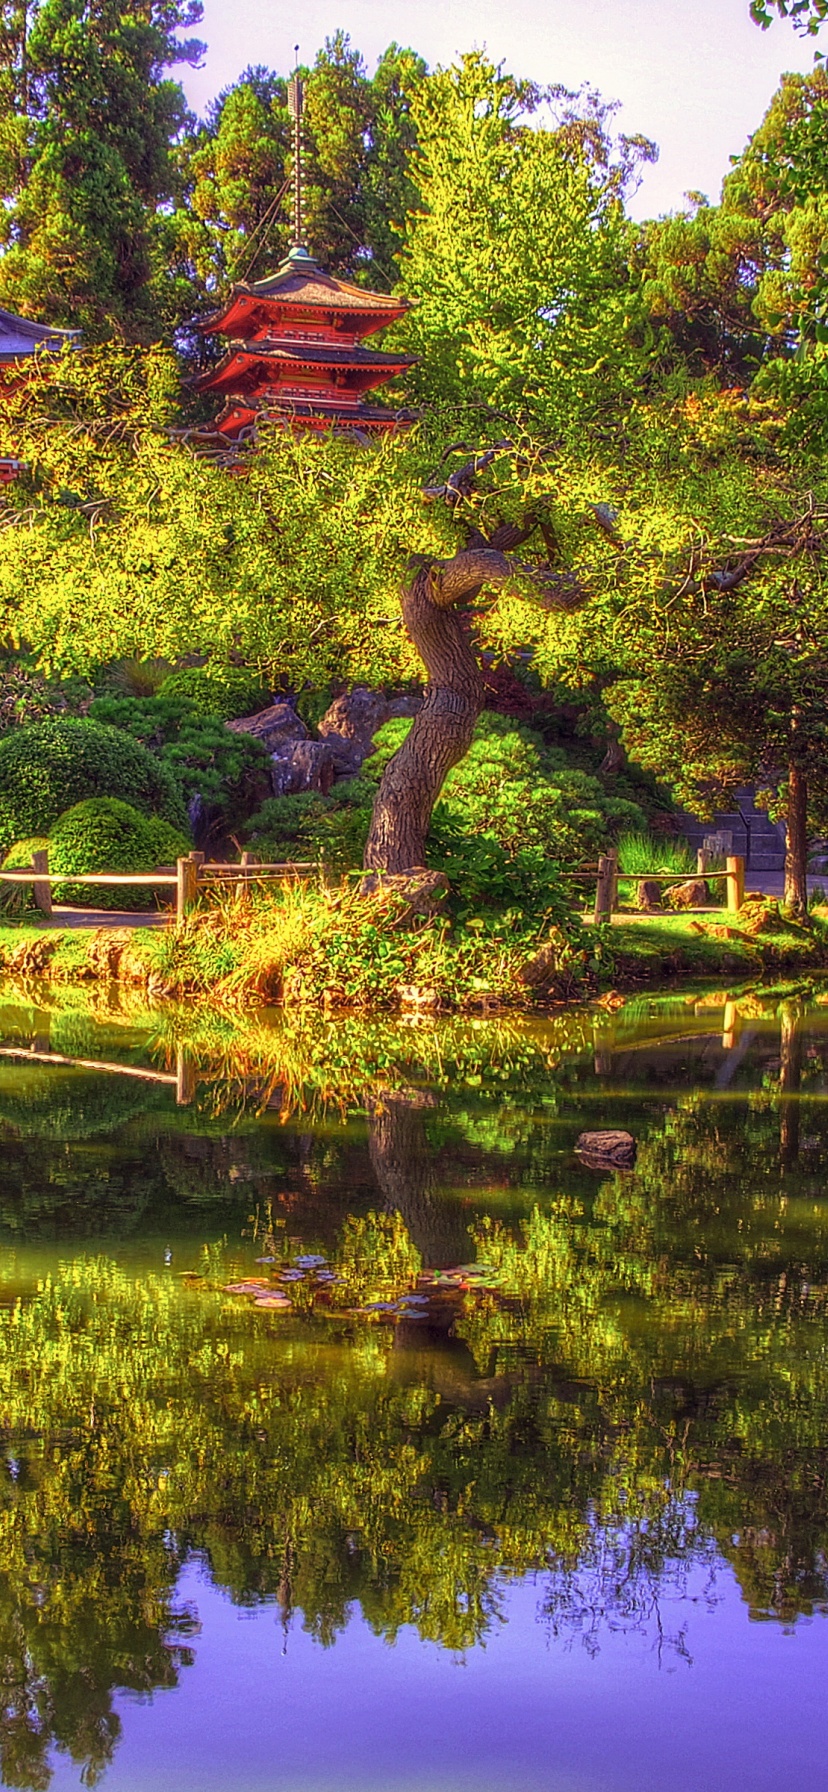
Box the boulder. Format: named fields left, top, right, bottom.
left=575, top=1129, right=637, bottom=1170
left=318, top=687, right=422, bottom=775
left=227, top=702, right=308, bottom=755
left=636, top=878, right=662, bottom=911
left=270, top=739, right=337, bottom=797
left=665, top=877, right=708, bottom=910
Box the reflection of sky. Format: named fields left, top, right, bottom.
left=47, top=1557, right=825, bottom=1792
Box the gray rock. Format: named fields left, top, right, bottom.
left=575, top=1129, right=637, bottom=1170
left=666, top=877, right=708, bottom=910
left=637, top=878, right=662, bottom=911
left=227, top=702, right=308, bottom=755
left=270, top=739, right=336, bottom=796
left=318, top=686, right=422, bottom=776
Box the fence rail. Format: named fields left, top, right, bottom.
left=0, top=850, right=314, bottom=925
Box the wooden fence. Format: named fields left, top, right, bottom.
left=0, top=850, right=313, bottom=926
left=589, top=850, right=746, bottom=923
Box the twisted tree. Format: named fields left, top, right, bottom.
left=364, top=449, right=587, bottom=875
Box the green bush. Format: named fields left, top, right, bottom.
left=89, top=693, right=271, bottom=837
left=0, top=835, right=50, bottom=915
left=49, top=798, right=190, bottom=910
left=243, top=782, right=374, bottom=873
left=157, top=665, right=269, bottom=721
left=0, top=717, right=186, bottom=853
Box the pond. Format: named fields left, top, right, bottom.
left=0, top=983, right=826, bottom=1792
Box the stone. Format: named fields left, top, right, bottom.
left=636, top=878, right=662, bottom=911
left=270, top=738, right=336, bottom=797
left=520, top=942, right=560, bottom=988
left=227, top=702, right=308, bottom=755
left=665, top=877, right=708, bottom=910
left=318, top=686, right=422, bottom=775
left=575, top=1129, right=637, bottom=1170
left=361, top=868, right=449, bottom=923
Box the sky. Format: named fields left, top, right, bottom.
left=180, top=0, right=819, bottom=219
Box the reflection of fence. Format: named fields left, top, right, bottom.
left=0, top=1041, right=197, bottom=1104
left=0, top=851, right=313, bottom=926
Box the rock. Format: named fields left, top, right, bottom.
left=361, top=868, right=450, bottom=923
left=227, top=702, right=308, bottom=755
left=270, top=739, right=336, bottom=797
left=636, top=878, right=662, bottom=911
left=665, top=877, right=708, bottom=910
left=520, top=942, right=560, bottom=988
left=575, top=1129, right=637, bottom=1170
left=318, top=686, right=421, bottom=775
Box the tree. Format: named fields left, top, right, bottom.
left=396, top=53, right=656, bottom=436
left=751, top=0, right=828, bottom=30
left=0, top=0, right=205, bottom=339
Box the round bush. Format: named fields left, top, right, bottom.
left=0, top=835, right=50, bottom=915
left=0, top=718, right=186, bottom=853
left=49, top=798, right=190, bottom=910
left=158, top=666, right=269, bottom=721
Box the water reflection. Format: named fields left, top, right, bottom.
left=0, top=984, right=826, bottom=1787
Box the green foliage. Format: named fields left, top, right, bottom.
left=366, top=714, right=646, bottom=914
left=397, top=53, right=656, bottom=435
left=0, top=716, right=185, bottom=853
left=89, top=691, right=271, bottom=838
left=616, top=832, right=696, bottom=876
left=157, top=665, right=269, bottom=721
left=0, top=1, right=206, bottom=339
left=243, top=784, right=375, bottom=872
left=48, top=796, right=189, bottom=909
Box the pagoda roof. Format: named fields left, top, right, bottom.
left=194, top=339, right=414, bottom=393
left=199, top=246, right=410, bottom=337
left=0, top=306, right=79, bottom=363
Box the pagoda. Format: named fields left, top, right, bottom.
left=193, top=75, right=413, bottom=444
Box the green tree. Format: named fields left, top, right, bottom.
left=396, top=52, right=656, bottom=435
left=0, top=0, right=205, bottom=339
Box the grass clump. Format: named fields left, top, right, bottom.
left=616, top=832, right=696, bottom=877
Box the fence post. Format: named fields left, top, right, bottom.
left=239, top=850, right=260, bottom=907
left=32, top=849, right=52, bottom=917
left=726, top=854, right=745, bottom=913
left=594, top=852, right=617, bottom=924
left=176, top=855, right=198, bottom=925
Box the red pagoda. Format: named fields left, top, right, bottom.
left=193, top=76, right=413, bottom=445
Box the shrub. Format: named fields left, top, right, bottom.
left=243, top=783, right=375, bottom=872
left=49, top=798, right=190, bottom=910
left=157, top=665, right=269, bottom=721
left=89, top=693, right=271, bottom=838
left=0, top=717, right=186, bottom=852
left=0, top=835, right=50, bottom=916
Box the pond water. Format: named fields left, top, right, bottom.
left=0, top=983, right=826, bottom=1791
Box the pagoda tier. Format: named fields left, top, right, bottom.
left=0, top=306, right=79, bottom=481
left=194, top=245, right=413, bottom=439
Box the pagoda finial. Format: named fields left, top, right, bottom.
left=287, top=59, right=308, bottom=258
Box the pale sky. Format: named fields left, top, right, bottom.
left=181, top=0, right=819, bottom=219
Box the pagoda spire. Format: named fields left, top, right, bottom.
left=287, top=63, right=313, bottom=265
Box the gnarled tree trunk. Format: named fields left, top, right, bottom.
left=364, top=548, right=511, bottom=874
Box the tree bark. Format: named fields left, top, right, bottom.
left=364, top=550, right=511, bottom=874
left=778, top=1004, right=802, bottom=1171
left=784, top=761, right=808, bottom=918
left=368, top=1092, right=471, bottom=1268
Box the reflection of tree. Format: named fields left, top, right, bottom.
left=368, top=1092, right=470, bottom=1267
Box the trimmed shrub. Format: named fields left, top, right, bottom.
left=89, top=693, right=271, bottom=838
left=49, top=798, right=190, bottom=910
left=0, top=717, right=186, bottom=852
left=243, top=783, right=375, bottom=873
left=0, top=835, right=50, bottom=916
left=158, top=666, right=269, bottom=721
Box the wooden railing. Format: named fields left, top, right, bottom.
left=590, top=851, right=746, bottom=923
left=0, top=850, right=313, bottom=926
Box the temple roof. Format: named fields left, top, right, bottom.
left=214, top=392, right=407, bottom=433
left=0, top=306, right=79, bottom=363
left=194, top=339, right=414, bottom=393
left=199, top=246, right=410, bottom=338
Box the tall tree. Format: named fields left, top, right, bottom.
left=396, top=53, right=656, bottom=437
left=0, top=0, right=205, bottom=339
